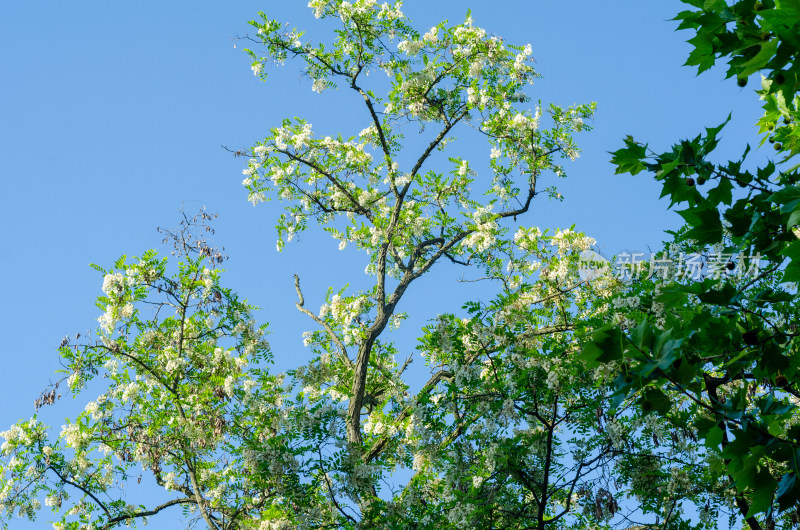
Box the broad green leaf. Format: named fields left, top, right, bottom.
left=580, top=326, right=626, bottom=364
left=746, top=470, right=778, bottom=518
left=610, top=137, right=648, bottom=175
left=705, top=425, right=724, bottom=449
left=677, top=205, right=723, bottom=244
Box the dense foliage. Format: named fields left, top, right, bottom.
left=583, top=0, right=800, bottom=528
left=2, top=1, right=799, bottom=529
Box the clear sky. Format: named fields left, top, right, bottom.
left=0, top=1, right=767, bottom=528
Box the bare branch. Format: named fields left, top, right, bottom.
left=100, top=498, right=195, bottom=530
left=294, top=274, right=353, bottom=368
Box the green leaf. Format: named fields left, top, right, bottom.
left=738, top=39, right=780, bottom=78
left=746, top=470, right=777, bottom=518
left=674, top=357, right=697, bottom=385
left=780, top=241, right=800, bottom=282
left=610, top=136, right=648, bottom=175
left=654, top=330, right=682, bottom=366
left=697, top=282, right=737, bottom=305
left=706, top=425, right=724, bottom=449
left=775, top=473, right=798, bottom=512
left=707, top=175, right=734, bottom=205
left=629, top=318, right=654, bottom=351
left=787, top=206, right=800, bottom=230
left=642, top=387, right=671, bottom=414
left=655, top=284, right=689, bottom=308
left=580, top=327, right=626, bottom=365
left=769, top=184, right=800, bottom=205
left=677, top=205, right=723, bottom=244
left=685, top=32, right=717, bottom=73
left=701, top=114, right=731, bottom=154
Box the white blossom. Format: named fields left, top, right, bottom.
left=423, top=26, right=438, bottom=42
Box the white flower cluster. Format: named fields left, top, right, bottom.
left=307, top=0, right=328, bottom=18
left=200, top=267, right=214, bottom=297
left=343, top=142, right=373, bottom=166
left=0, top=422, right=34, bottom=455
left=272, top=123, right=310, bottom=151
left=44, top=495, right=62, bottom=509
left=592, top=360, right=619, bottom=385
left=260, top=518, right=294, bottom=530
left=363, top=414, right=399, bottom=437
left=253, top=144, right=269, bottom=158
left=101, top=272, right=125, bottom=296
left=453, top=17, right=486, bottom=45
left=397, top=39, right=425, bottom=55
left=509, top=109, right=540, bottom=132
left=125, top=261, right=159, bottom=285
left=97, top=271, right=136, bottom=334
left=319, top=294, right=368, bottom=326
left=60, top=422, right=88, bottom=450
left=293, top=123, right=313, bottom=149
left=338, top=0, right=378, bottom=20
left=311, top=78, right=326, bottom=93
left=162, top=471, right=180, bottom=491
left=267, top=162, right=296, bottom=186
left=328, top=387, right=347, bottom=402
left=320, top=293, right=370, bottom=344
left=462, top=205, right=498, bottom=252
left=308, top=0, right=401, bottom=21
left=396, top=67, right=438, bottom=116
left=453, top=360, right=481, bottom=387
left=97, top=302, right=133, bottom=334
left=84, top=400, right=105, bottom=421
left=545, top=368, right=560, bottom=390
left=346, top=461, right=376, bottom=491
left=604, top=419, right=626, bottom=448
left=358, top=124, right=378, bottom=143
left=377, top=1, right=403, bottom=21
left=447, top=502, right=474, bottom=528
left=612, top=295, right=641, bottom=311
left=423, top=26, right=438, bottom=42
left=511, top=43, right=533, bottom=80
left=120, top=381, right=140, bottom=403
left=666, top=467, right=693, bottom=495
left=466, top=87, right=490, bottom=108
left=551, top=228, right=595, bottom=255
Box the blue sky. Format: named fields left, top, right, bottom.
left=0, top=1, right=767, bottom=527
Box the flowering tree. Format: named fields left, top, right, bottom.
left=0, top=2, right=729, bottom=529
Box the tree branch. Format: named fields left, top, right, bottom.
left=294, top=274, right=353, bottom=368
